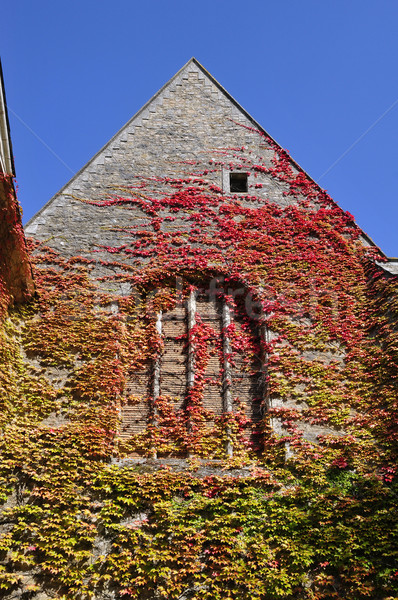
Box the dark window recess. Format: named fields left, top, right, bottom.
left=230, top=172, right=248, bottom=193
left=121, top=281, right=266, bottom=456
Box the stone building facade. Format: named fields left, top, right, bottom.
left=24, top=58, right=396, bottom=456
left=1, top=59, right=397, bottom=599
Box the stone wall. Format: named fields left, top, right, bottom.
left=23, top=59, right=366, bottom=451
left=25, top=61, right=296, bottom=278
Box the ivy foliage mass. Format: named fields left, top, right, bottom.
left=0, top=135, right=397, bottom=599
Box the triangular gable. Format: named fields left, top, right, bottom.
left=25, top=58, right=388, bottom=264
left=25, top=58, right=315, bottom=227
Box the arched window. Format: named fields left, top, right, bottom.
left=120, top=277, right=267, bottom=456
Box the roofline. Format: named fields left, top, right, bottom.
left=359, top=231, right=388, bottom=259
left=190, top=60, right=389, bottom=259
left=0, top=58, right=16, bottom=177
left=24, top=58, right=389, bottom=259
left=27, top=59, right=204, bottom=226
left=28, top=56, right=321, bottom=228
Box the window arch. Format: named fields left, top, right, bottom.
left=120, top=277, right=267, bottom=456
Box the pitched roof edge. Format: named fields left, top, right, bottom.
left=359, top=231, right=387, bottom=259
left=0, top=59, right=16, bottom=177
left=24, top=58, right=388, bottom=260
left=190, top=63, right=323, bottom=194
left=376, top=259, right=398, bottom=275
left=191, top=60, right=390, bottom=259
left=26, top=56, right=313, bottom=228
left=25, top=58, right=202, bottom=227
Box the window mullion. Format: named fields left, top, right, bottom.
left=260, top=318, right=270, bottom=413
left=187, top=289, right=196, bottom=389
left=222, top=299, right=233, bottom=457
left=151, top=310, right=162, bottom=458
left=153, top=310, right=162, bottom=403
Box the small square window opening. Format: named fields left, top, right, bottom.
left=230, top=172, right=248, bottom=193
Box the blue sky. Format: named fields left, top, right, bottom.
left=2, top=0, right=397, bottom=256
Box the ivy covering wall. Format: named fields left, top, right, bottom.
left=0, top=173, right=34, bottom=305
left=0, top=134, right=397, bottom=599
